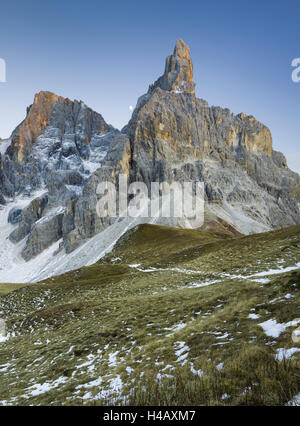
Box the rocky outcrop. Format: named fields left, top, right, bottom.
left=47, top=170, right=84, bottom=206
left=9, top=193, right=48, bottom=243
left=64, top=133, right=131, bottom=252
left=149, top=39, right=195, bottom=95
left=5, top=126, right=131, bottom=257
left=8, top=208, right=22, bottom=225
left=0, top=194, right=6, bottom=205
left=21, top=207, right=65, bottom=261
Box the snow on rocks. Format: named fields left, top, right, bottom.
left=0, top=138, right=11, bottom=155
left=35, top=206, right=66, bottom=225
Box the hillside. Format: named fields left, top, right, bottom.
left=0, top=224, right=299, bottom=406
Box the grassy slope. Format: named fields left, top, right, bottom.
left=0, top=224, right=299, bottom=406
left=0, top=283, right=32, bottom=296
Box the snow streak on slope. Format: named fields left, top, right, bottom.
left=0, top=193, right=128, bottom=283
left=0, top=139, right=11, bottom=155
left=0, top=190, right=50, bottom=283
left=1, top=195, right=201, bottom=283
left=209, top=201, right=270, bottom=235
left=30, top=194, right=205, bottom=283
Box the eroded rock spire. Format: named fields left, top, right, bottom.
left=149, top=38, right=196, bottom=95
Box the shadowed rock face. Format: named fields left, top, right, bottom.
left=0, top=39, right=300, bottom=263
left=21, top=207, right=65, bottom=261
left=9, top=194, right=49, bottom=243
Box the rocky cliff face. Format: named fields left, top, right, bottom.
left=0, top=39, right=299, bottom=269
left=124, top=39, right=300, bottom=233
left=0, top=91, right=130, bottom=259
left=0, top=91, right=115, bottom=199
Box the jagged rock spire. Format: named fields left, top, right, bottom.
left=173, top=38, right=191, bottom=59
left=149, top=39, right=196, bottom=95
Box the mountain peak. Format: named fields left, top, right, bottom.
left=34, top=90, right=61, bottom=102
left=173, top=38, right=190, bottom=60
left=148, top=38, right=196, bottom=95
left=8, top=90, right=110, bottom=164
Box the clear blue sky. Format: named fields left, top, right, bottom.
left=0, top=0, right=300, bottom=173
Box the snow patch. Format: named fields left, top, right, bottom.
left=0, top=138, right=11, bottom=155
left=275, top=347, right=300, bottom=361
left=247, top=313, right=260, bottom=319
left=259, top=319, right=300, bottom=338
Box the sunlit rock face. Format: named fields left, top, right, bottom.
left=0, top=39, right=299, bottom=265
left=125, top=39, right=299, bottom=232
left=149, top=38, right=196, bottom=95
left=127, top=39, right=273, bottom=181
left=8, top=90, right=114, bottom=170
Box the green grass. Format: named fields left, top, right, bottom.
left=0, top=224, right=299, bottom=406
left=0, top=283, right=30, bottom=296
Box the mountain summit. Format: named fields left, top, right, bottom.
left=126, top=39, right=299, bottom=232
left=149, top=38, right=195, bottom=95
left=8, top=90, right=111, bottom=165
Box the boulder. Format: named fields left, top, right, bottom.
left=21, top=209, right=64, bottom=261
left=8, top=207, right=22, bottom=224
left=9, top=193, right=48, bottom=242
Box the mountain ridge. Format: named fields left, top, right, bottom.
left=0, top=39, right=299, bottom=280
